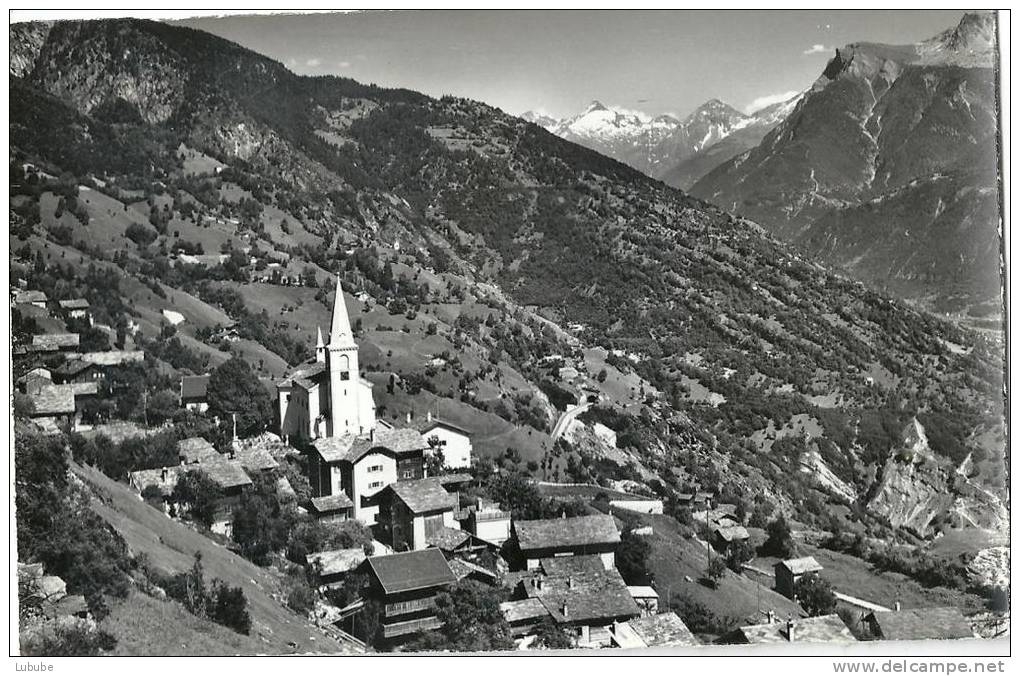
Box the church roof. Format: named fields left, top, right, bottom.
left=279, top=361, right=327, bottom=389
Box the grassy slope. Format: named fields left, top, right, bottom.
left=74, top=463, right=359, bottom=655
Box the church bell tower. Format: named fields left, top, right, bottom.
left=327, top=277, right=363, bottom=436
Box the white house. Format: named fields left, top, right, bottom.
left=418, top=413, right=473, bottom=470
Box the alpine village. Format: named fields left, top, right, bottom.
left=10, top=12, right=1008, bottom=655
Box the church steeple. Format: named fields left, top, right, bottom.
left=328, top=276, right=356, bottom=348
left=315, top=326, right=326, bottom=363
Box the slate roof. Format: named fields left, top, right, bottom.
left=310, top=493, right=354, bottom=513
left=197, top=460, right=253, bottom=490
left=425, top=526, right=471, bottom=551
left=500, top=598, right=550, bottom=624
left=53, top=359, right=97, bottom=378
left=520, top=567, right=640, bottom=625
left=231, top=445, right=279, bottom=473
left=390, top=477, right=457, bottom=514
left=314, top=427, right=428, bottom=464
left=514, top=514, right=620, bottom=552
left=29, top=385, right=75, bottom=415
left=448, top=558, right=498, bottom=583
left=32, top=333, right=79, bottom=351
left=627, top=585, right=659, bottom=600
left=81, top=350, right=144, bottom=366
left=16, top=290, right=47, bottom=304
left=279, top=361, right=327, bottom=390
left=308, top=548, right=367, bottom=577
left=777, top=556, right=824, bottom=576
left=129, top=466, right=182, bottom=497
left=367, top=548, right=456, bottom=595
left=180, top=375, right=209, bottom=400
left=737, top=614, right=856, bottom=644
left=868, top=607, right=976, bottom=641
left=58, top=298, right=90, bottom=310
left=539, top=554, right=606, bottom=576
left=436, top=472, right=474, bottom=486
left=178, top=437, right=220, bottom=464
left=625, top=612, right=700, bottom=647
left=68, top=382, right=99, bottom=397
left=715, top=525, right=750, bottom=542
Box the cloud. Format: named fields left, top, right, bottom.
left=746, top=90, right=801, bottom=114
left=338, top=61, right=351, bottom=69
left=305, top=58, right=322, bottom=67
left=803, top=43, right=831, bottom=55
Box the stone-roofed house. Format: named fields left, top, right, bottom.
left=231, top=443, right=279, bottom=475
left=31, top=333, right=79, bottom=353
left=58, top=298, right=91, bottom=324
left=308, top=494, right=354, bottom=522
left=512, top=514, right=621, bottom=571
left=307, top=548, right=368, bottom=587
left=712, top=525, right=750, bottom=552
left=513, top=565, right=641, bottom=647
left=864, top=607, right=976, bottom=642
left=79, top=350, right=144, bottom=367
left=501, top=597, right=550, bottom=637
left=612, top=612, right=700, bottom=649
left=379, top=477, right=458, bottom=551
left=51, top=359, right=103, bottom=385
left=25, top=384, right=77, bottom=432
left=723, top=614, right=857, bottom=645
left=178, top=437, right=221, bottom=465
left=365, top=549, right=457, bottom=642
left=18, top=367, right=52, bottom=394
left=180, top=375, right=210, bottom=412
left=311, top=426, right=427, bottom=526
left=14, top=289, right=48, bottom=309
left=775, top=556, right=824, bottom=599
left=627, top=585, right=660, bottom=616
left=539, top=554, right=606, bottom=577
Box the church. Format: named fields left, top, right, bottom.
left=277, top=276, right=376, bottom=440
left=277, top=276, right=429, bottom=525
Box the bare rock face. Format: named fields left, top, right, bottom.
left=10, top=21, right=52, bottom=77
left=867, top=418, right=1007, bottom=538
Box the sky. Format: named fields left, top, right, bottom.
left=176, top=10, right=969, bottom=120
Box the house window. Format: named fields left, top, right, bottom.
left=340, top=371, right=350, bottom=381
left=401, top=470, right=414, bottom=479
left=368, top=464, right=383, bottom=473
left=368, top=481, right=384, bottom=489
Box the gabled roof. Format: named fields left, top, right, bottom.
left=389, top=477, right=457, bottom=514
left=715, top=525, right=750, bottom=542
left=425, top=526, right=471, bottom=551
left=309, top=493, right=354, bottom=513
left=514, top=514, right=620, bottom=552
left=448, top=558, right=498, bottom=583
left=177, top=437, right=220, bottom=464
left=15, top=290, right=47, bottom=304
left=625, top=612, right=699, bottom=647
left=314, top=427, right=428, bottom=464
left=367, top=548, right=456, bottom=595
left=867, top=607, right=975, bottom=641
left=737, top=614, right=856, bottom=644
left=31, top=333, right=79, bottom=351
left=279, top=361, right=327, bottom=390
left=231, top=445, right=279, bottom=473
left=539, top=554, right=606, bottom=577
left=58, top=298, right=90, bottom=310
left=776, top=556, right=823, bottom=576
left=53, top=359, right=98, bottom=377
left=419, top=418, right=472, bottom=437
left=521, top=567, right=640, bottom=625
left=68, top=382, right=99, bottom=397
left=129, top=466, right=181, bottom=497
left=180, top=375, right=209, bottom=400
left=500, top=598, right=550, bottom=624
left=190, top=460, right=253, bottom=490
left=29, top=385, right=76, bottom=415
left=436, top=472, right=473, bottom=486
left=81, top=350, right=144, bottom=366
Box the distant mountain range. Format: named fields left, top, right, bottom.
left=522, top=94, right=800, bottom=189
left=691, top=12, right=1001, bottom=310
